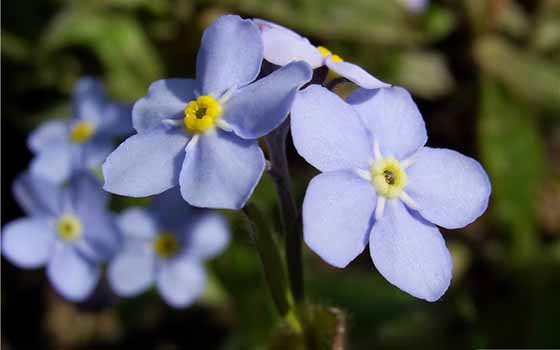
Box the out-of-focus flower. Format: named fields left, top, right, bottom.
left=28, top=77, right=132, bottom=184
left=252, top=19, right=389, bottom=89
left=291, top=85, right=491, bottom=301
left=102, top=15, right=312, bottom=209
left=1, top=172, right=121, bottom=301
left=401, top=0, right=429, bottom=13
left=107, top=189, right=229, bottom=308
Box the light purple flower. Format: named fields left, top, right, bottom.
left=291, top=85, right=491, bottom=301
left=28, top=77, right=132, bottom=184
left=402, top=0, right=429, bottom=13
left=102, top=15, right=312, bottom=209
left=1, top=172, right=121, bottom=301
left=107, top=189, right=229, bottom=308
left=252, top=18, right=389, bottom=89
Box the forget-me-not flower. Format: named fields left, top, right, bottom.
left=102, top=15, right=312, bottom=209
left=1, top=172, right=121, bottom=301
left=252, top=19, right=389, bottom=89
left=28, top=77, right=132, bottom=184
left=107, top=189, right=229, bottom=308
left=291, top=85, right=491, bottom=301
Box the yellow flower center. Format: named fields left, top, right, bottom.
left=183, top=95, right=223, bottom=134
left=56, top=214, right=83, bottom=241
left=153, top=232, right=179, bottom=258
left=317, top=46, right=344, bottom=63
left=371, top=157, right=408, bottom=198
left=70, top=121, right=96, bottom=143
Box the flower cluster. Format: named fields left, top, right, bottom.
left=2, top=13, right=490, bottom=309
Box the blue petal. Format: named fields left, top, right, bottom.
left=99, top=102, right=134, bottom=137
left=184, top=210, right=230, bottom=260
left=1, top=218, right=56, bottom=268
left=66, top=172, right=108, bottom=212
left=72, top=77, right=106, bottom=124
left=326, top=59, right=390, bottom=89
left=118, top=208, right=158, bottom=239
left=27, top=120, right=69, bottom=154
left=13, top=171, right=63, bottom=217
left=30, top=144, right=74, bottom=184
left=223, top=61, right=312, bottom=139
left=253, top=18, right=323, bottom=68
left=108, top=246, right=155, bottom=297
left=347, top=86, right=427, bottom=160
left=103, top=126, right=189, bottom=197
left=179, top=131, right=265, bottom=209
left=405, top=147, right=492, bottom=229
left=47, top=243, right=100, bottom=302
left=303, top=171, right=376, bottom=268
left=150, top=188, right=195, bottom=231
left=196, top=15, right=263, bottom=96
left=132, top=79, right=197, bottom=133
left=291, top=85, right=372, bottom=172
left=156, top=258, right=206, bottom=308
left=369, top=200, right=452, bottom=302
left=83, top=137, right=114, bottom=169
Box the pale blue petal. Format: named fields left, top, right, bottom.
left=108, top=247, right=155, bottom=297
left=253, top=18, right=323, bottom=68
left=73, top=77, right=106, bottom=124
left=118, top=208, right=158, bottom=240
left=13, top=171, right=63, bottom=217
left=405, top=147, right=492, bottom=229
left=103, top=126, right=189, bottom=197
left=179, top=131, right=265, bottom=209
left=291, top=85, right=372, bottom=172
left=83, top=137, right=114, bottom=169
left=77, top=210, right=121, bottom=262
left=67, top=172, right=108, bottom=212
left=196, top=15, right=263, bottom=96
left=185, top=211, right=230, bottom=260
left=223, top=61, right=312, bottom=139
left=303, top=171, right=376, bottom=268
left=27, top=120, right=69, bottom=154
left=1, top=218, right=56, bottom=268
left=369, top=200, right=452, bottom=302
left=132, top=79, right=197, bottom=133
left=326, top=59, right=390, bottom=89
left=156, top=258, right=206, bottom=308
left=30, top=144, right=74, bottom=184
left=347, top=86, right=427, bottom=160
left=47, top=243, right=100, bottom=302
left=99, top=102, right=134, bottom=136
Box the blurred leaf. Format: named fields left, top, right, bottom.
left=474, top=36, right=560, bottom=113
left=424, top=5, right=456, bottom=41
left=268, top=305, right=346, bottom=350
left=532, top=0, right=560, bottom=54
left=41, top=9, right=163, bottom=100
left=1, top=31, right=32, bottom=62
left=393, top=50, right=455, bottom=99
left=479, top=79, right=545, bottom=260
left=497, top=0, right=531, bottom=38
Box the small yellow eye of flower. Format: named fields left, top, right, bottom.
left=70, top=121, right=96, bottom=144
left=184, top=95, right=223, bottom=134
left=153, top=232, right=179, bottom=258
left=56, top=214, right=83, bottom=241
left=317, top=46, right=343, bottom=63
left=371, top=157, right=408, bottom=198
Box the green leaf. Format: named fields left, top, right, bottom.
left=474, top=36, right=560, bottom=113
left=479, top=79, right=546, bottom=260
left=41, top=9, right=163, bottom=100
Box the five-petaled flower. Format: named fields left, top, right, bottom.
left=107, top=189, right=229, bottom=308
left=1, top=172, right=121, bottom=301
left=291, top=85, right=491, bottom=301
left=102, top=15, right=312, bottom=209
left=252, top=19, right=389, bottom=90
left=28, top=77, right=132, bottom=184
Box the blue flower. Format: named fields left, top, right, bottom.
left=2, top=172, right=121, bottom=301
left=291, top=85, right=491, bottom=301
left=28, top=77, right=132, bottom=184
left=107, top=189, right=229, bottom=308
left=252, top=19, right=389, bottom=89
left=102, top=15, right=312, bottom=209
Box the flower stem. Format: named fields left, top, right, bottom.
left=265, top=117, right=304, bottom=303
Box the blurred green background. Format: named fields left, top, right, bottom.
left=2, top=0, right=560, bottom=349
